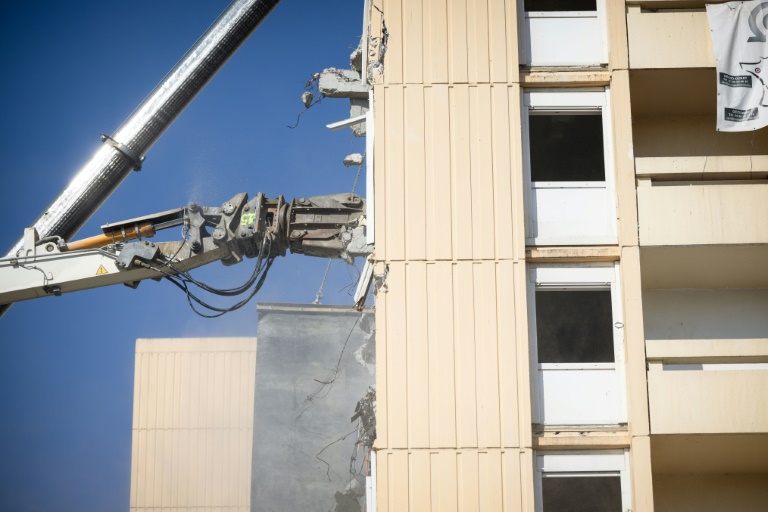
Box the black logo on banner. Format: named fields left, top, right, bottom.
left=720, top=72, right=753, bottom=88
left=724, top=107, right=759, bottom=122
left=740, top=57, right=768, bottom=106
left=748, top=2, right=768, bottom=42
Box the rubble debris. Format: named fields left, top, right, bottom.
left=343, top=153, right=365, bottom=167
left=301, top=91, right=314, bottom=108
left=353, top=314, right=375, bottom=375
left=333, top=489, right=362, bottom=512
left=367, top=7, right=389, bottom=82
left=287, top=73, right=323, bottom=129
left=332, top=477, right=365, bottom=512
left=351, top=385, right=376, bottom=449
left=350, top=43, right=363, bottom=74
left=329, top=386, right=376, bottom=512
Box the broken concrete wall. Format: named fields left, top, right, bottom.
left=251, top=303, right=375, bottom=512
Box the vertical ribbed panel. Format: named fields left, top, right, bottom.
left=376, top=0, right=518, bottom=84
left=374, top=84, right=521, bottom=262
left=371, top=1, right=532, bottom=511
left=130, top=338, right=256, bottom=512
left=375, top=261, right=522, bottom=452
left=377, top=449, right=520, bottom=512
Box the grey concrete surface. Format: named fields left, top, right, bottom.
left=251, top=303, right=375, bottom=512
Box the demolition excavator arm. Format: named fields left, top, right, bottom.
left=0, top=192, right=371, bottom=312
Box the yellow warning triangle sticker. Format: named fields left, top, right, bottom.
left=96, top=264, right=109, bottom=276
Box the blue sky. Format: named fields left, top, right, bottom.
left=0, top=1, right=367, bottom=510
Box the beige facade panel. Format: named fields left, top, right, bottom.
left=627, top=8, right=714, bottom=69
left=611, top=70, right=640, bottom=247
left=653, top=474, right=768, bottom=512
left=130, top=338, right=256, bottom=512
left=374, top=84, right=520, bottom=262
left=371, top=0, right=518, bottom=85
left=620, top=247, right=651, bottom=437
left=647, top=370, right=768, bottom=434
left=630, top=436, right=655, bottom=512
left=375, top=260, right=524, bottom=451
left=376, top=448, right=524, bottom=512
left=607, top=0, right=629, bottom=70
left=637, top=183, right=768, bottom=246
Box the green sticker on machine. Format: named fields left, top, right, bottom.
left=241, top=212, right=256, bottom=226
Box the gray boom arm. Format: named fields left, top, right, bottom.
left=0, top=192, right=371, bottom=306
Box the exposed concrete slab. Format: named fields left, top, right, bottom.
left=319, top=68, right=369, bottom=99
left=251, top=303, right=375, bottom=512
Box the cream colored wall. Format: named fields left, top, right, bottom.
left=627, top=7, right=714, bottom=69
left=369, top=0, right=653, bottom=510
left=647, top=370, right=768, bottom=434
left=130, top=338, right=256, bottom=512
left=653, top=474, right=768, bottom=512
left=371, top=0, right=530, bottom=509
left=637, top=183, right=768, bottom=246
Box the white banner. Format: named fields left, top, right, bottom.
left=707, top=1, right=768, bottom=131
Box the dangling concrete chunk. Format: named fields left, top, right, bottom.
left=301, top=91, right=313, bottom=108
left=343, top=153, right=365, bottom=167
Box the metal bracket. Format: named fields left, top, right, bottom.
left=116, top=241, right=159, bottom=271
left=101, top=134, right=145, bottom=171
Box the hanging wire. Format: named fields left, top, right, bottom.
left=314, top=258, right=333, bottom=304
left=350, top=152, right=366, bottom=197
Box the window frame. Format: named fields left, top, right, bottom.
left=534, top=450, right=632, bottom=512
left=519, top=0, right=608, bottom=67
left=527, top=263, right=627, bottom=426
left=522, top=88, right=617, bottom=246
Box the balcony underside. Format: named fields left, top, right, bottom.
left=652, top=434, right=768, bottom=512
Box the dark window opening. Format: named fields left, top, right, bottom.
left=535, top=290, right=614, bottom=363
left=529, top=114, right=605, bottom=182
left=525, top=0, right=597, bottom=12
left=543, top=476, right=622, bottom=512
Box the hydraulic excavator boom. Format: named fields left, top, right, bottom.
left=0, top=192, right=371, bottom=313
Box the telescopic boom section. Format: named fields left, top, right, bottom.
left=0, top=0, right=282, bottom=317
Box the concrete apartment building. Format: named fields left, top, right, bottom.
left=367, top=1, right=768, bottom=511
left=127, top=2, right=767, bottom=511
